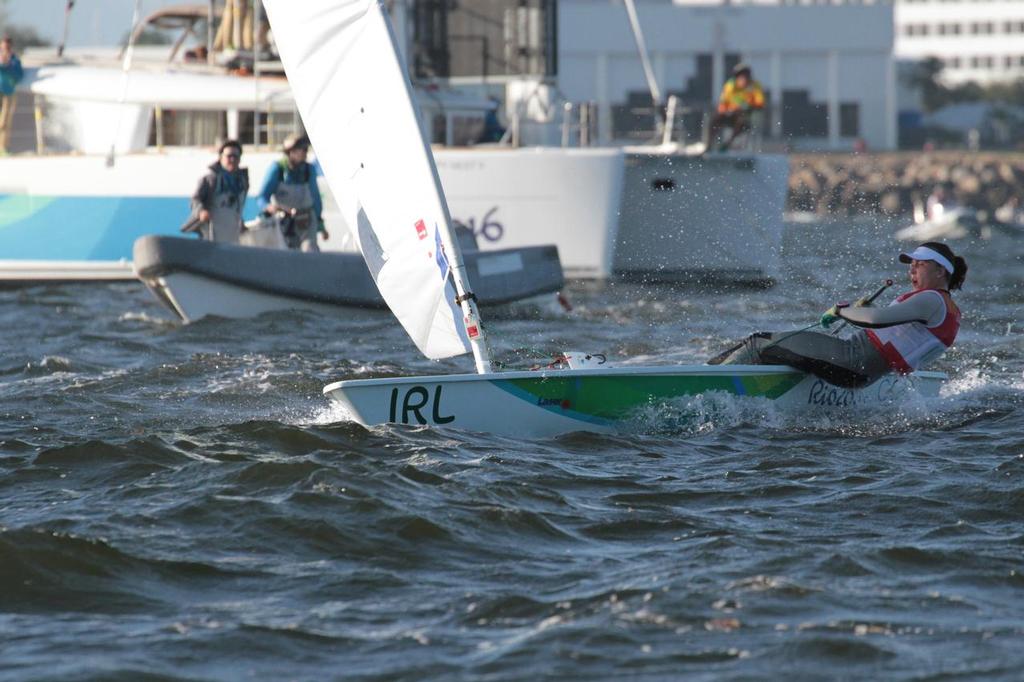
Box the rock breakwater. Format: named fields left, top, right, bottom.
left=788, top=152, right=1024, bottom=218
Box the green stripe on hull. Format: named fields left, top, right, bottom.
left=494, top=371, right=805, bottom=422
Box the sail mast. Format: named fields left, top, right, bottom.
left=437, top=215, right=494, bottom=374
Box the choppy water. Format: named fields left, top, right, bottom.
left=2, top=220, right=1023, bottom=680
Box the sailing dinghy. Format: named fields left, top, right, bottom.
left=264, top=0, right=945, bottom=439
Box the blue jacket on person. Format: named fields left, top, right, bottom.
left=256, top=158, right=323, bottom=226
left=0, top=54, right=23, bottom=96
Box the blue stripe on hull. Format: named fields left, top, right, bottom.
left=0, top=195, right=259, bottom=261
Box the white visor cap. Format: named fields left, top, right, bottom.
left=898, top=246, right=954, bottom=274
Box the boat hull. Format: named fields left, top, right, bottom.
left=0, top=147, right=788, bottom=285
left=323, top=365, right=946, bottom=438
left=434, top=148, right=625, bottom=279
left=140, top=271, right=346, bottom=322
left=895, top=208, right=985, bottom=242
left=133, top=236, right=564, bottom=322
left=0, top=152, right=278, bottom=281
left=0, top=148, right=621, bottom=281
left=614, top=152, right=789, bottom=285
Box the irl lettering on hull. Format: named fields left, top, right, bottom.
left=388, top=385, right=456, bottom=425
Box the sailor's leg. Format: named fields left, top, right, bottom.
left=208, top=214, right=240, bottom=244
left=721, top=113, right=750, bottom=151
left=703, top=113, right=727, bottom=150
left=709, top=332, right=775, bottom=365
left=759, top=330, right=887, bottom=388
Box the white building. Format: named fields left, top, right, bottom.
left=895, top=0, right=1024, bottom=84
left=556, top=0, right=898, bottom=150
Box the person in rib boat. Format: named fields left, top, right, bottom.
left=711, top=242, right=967, bottom=387
left=186, top=140, right=250, bottom=243
left=257, top=134, right=328, bottom=252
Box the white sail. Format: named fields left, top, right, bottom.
left=262, top=0, right=470, bottom=359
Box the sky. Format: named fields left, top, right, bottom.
left=4, top=0, right=193, bottom=47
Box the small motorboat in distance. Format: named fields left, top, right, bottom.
left=894, top=186, right=1016, bottom=242
left=895, top=204, right=985, bottom=242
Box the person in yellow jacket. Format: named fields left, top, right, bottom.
left=704, top=63, right=765, bottom=152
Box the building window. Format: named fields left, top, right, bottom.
left=782, top=90, right=827, bottom=139
left=840, top=103, right=859, bottom=138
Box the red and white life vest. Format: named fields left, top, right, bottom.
left=865, top=289, right=960, bottom=373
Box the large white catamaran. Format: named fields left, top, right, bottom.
left=264, top=0, right=944, bottom=439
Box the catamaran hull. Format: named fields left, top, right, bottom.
left=324, top=366, right=946, bottom=438
left=0, top=148, right=621, bottom=281
left=0, top=147, right=786, bottom=285
left=0, top=260, right=134, bottom=282
left=614, top=152, right=789, bottom=285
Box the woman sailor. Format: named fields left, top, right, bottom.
left=257, top=134, right=328, bottom=252
left=187, top=140, right=250, bottom=243
left=713, top=242, right=967, bottom=388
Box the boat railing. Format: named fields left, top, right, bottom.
left=614, top=96, right=769, bottom=151
left=557, top=102, right=599, bottom=148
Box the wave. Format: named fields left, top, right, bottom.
left=0, top=526, right=251, bottom=614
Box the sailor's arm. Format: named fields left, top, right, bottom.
left=837, top=292, right=946, bottom=329
left=256, top=163, right=281, bottom=213
left=308, top=167, right=325, bottom=230
left=717, top=82, right=733, bottom=112
left=750, top=82, right=765, bottom=109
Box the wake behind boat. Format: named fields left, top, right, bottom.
left=133, top=234, right=563, bottom=322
